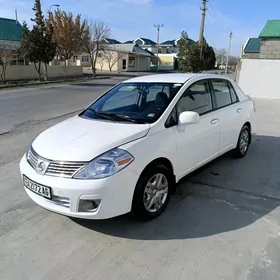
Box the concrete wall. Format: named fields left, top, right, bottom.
left=238, top=58, right=280, bottom=99
left=259, top=39, right=280, bottom=59
left=5, top=65, right=83, bottom=81
left=95, top=51, right=120, bottom=72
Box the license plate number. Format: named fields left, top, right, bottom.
left=23, top=175, right=52, bottom=199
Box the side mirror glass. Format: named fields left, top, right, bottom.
left=178, top=111, right=200, bottom=125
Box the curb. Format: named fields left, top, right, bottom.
left=0, top=75, right=111, bottom=90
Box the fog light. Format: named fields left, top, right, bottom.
left=78, top=199, right=101, bottom=212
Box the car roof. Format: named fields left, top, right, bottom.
left=122, top=73, right=232, bottom=84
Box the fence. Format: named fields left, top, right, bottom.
left=5, top=65, right=83, bottom=81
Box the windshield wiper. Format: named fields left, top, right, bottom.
left=87, top=109, right=146, bottom=124
left=87, top=108, right=117, bottom=121
left=103, top=113, right=146, bottom=124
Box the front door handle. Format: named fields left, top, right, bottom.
left=237, top=108, right=242, bottom=113
left=211, top=118, right=219, bottom=124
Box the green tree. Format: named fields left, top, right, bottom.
left=177, top=31, right=191, bottom=72
left=19, top=0, right=56, bottom=81
left=177, top=31, right=216, bottom=73
left=201, top=39, right=216, bottom=70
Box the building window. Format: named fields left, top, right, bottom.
left=82, top=56, right=89, bottom=62
left=128, top=57, right=135, bottom=67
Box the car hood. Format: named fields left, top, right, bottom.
left=32, top=116, right=150, bottom=161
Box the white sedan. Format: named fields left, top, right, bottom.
left=19, top=73, right=255, bottom=220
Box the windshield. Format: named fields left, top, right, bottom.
left=80, top=82, right=183, bottom=124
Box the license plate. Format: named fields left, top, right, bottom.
left=23, top=175, right=52, bottom=199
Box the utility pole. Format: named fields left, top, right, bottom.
left=199, top=0, right=208, bottom=59
left=154, top=24, right=164, bottom=72
left=225, top=29, right=233, bottom=74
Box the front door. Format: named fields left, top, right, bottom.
left=173, top=79, right=220, bottom=178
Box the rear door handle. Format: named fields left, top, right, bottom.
left=237, top=108, right=242, bottom=113
left=211, top=118, right=219, bottom=124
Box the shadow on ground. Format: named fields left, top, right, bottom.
left=72, top=134, right=280, bottom=240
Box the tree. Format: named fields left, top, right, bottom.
left=82, top=20, right=110, bottom=76
left=19, top=0, right=56, bottom=81
left=202, top=39, right=216, bottom=70
left=103, top=50, right=119, bottom=72
left=177, top=31, right=201, bottom=72
left=97, top=54, right=105, bottom=71
left=0, top=45, right=15, bottom=84
left=215, top=48, right=226, bottom=66
left=46, top=10, right=87, bottom=60
left=177, top=31, right=216, bottom=73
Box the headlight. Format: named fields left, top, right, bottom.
left=73, top=148, right=134, bottom=179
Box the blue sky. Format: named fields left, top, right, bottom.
left=1, top=0, right=280, bottom=55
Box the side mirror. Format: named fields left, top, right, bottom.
left=178, top=111, right=200, bottom=125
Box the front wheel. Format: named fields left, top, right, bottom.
left=232, top=125, right=250, bottom=158
left=131, top=164, right=172, bottom=221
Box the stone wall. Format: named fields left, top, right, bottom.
left=259, top=39, right=280, bottom=59
left=243, top=53, right=260, bottom=59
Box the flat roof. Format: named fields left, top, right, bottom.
left=122, top=73, right=229, bottom=84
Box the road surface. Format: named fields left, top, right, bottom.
left=1, top=80, right=280, bottom=280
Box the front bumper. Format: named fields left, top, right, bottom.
left=19, top=155, right=140, bottom=220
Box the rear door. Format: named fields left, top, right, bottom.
left=210, top=78, right=246, bottom=153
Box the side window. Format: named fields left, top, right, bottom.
left=212, top=79, right=232, bottom=108
left=227, top=81, right=239, bottom=103
left=176, top=80, right=212, bottom=115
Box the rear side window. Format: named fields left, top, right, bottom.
left=227, top=81, right=239, bottom=103
left=211, top=80, right=232, bottom=108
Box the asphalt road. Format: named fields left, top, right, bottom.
left=0, top=78, right=126, bottom=135
left=1, top=80, right=280, bottom=279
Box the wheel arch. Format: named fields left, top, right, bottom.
left=135, top=157, right=176, bottom=193
left=243, top=121, right=252, bottom=144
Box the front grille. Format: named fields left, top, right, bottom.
left=45, top=162, right=85, bottom=178
left=27, top=147, right=86, bottom=178
left=27, top=148, right=39, bottom=169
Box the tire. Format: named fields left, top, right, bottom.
left=232, top=125, right=250, bottom=158
left=131, top=164, right=173, bottom=221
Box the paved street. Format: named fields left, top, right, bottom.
left=1, top=80, right=280, bottom=279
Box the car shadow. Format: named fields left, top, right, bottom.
left=72, top=134, right=280, bottom=240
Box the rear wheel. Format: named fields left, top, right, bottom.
left=232, top=125, right=250, bottom=158
left=132, top=164, right=172, bottom=220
